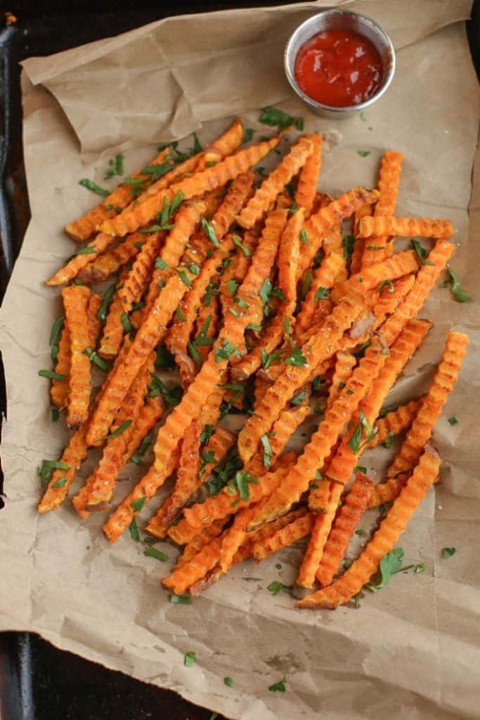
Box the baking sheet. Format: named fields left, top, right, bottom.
left=1, top=1, right=480, bottom=718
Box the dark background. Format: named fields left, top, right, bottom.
left=0, top=1, right=479, bottom=719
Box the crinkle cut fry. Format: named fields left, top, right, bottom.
left=298, top=449, right=441, bottom=608
left=162, top=536, right=223, bottom=596
left=357, top=216, right=454, bottom=239
left=297, top=187, right=379, bottom=279
left=386, top=331, right=469, bottom=478
left=62, top=285, right=94, bottom=428
left=296, top=483, right=341, bottom=588
left=251, top=509, right=314, bottom=561
left=367, top=473, right=411, bottom=509
left=324, top=318, right=432, bottom=489
left=332, top=249, right=420, bottom=301
left=37, top=425, right=89, bottom=513
left=237, top=291, right=366, bottom=466
left=326, top=351, right=357, bottom=412
left=64, top=147, right=172, bottom=242
left=361, top=151, right=403, bottom=268
left=372, top=275, right=416, bottom=330
left=294, top=251, right=345, bottom=342
left=237, top=135, right=315, bottom=229
left=350, top=204, right=371, bottom=275
left=142, top=199, right=209, bottom=315
left=175, top=519, right=230, bottom=567
left=277, top=207, right=303, bottom=304
left=295, top=134, right=323, bottom=217
left=315, top=472, right=375, bottom=587
left=98, top=266, right=130, bottom=359
left=193, top=295, right=221, bottom=366
left=72, top=354, right=155, bottom=515
left=195, top=117, right=244, bottom=170
left=100, top=137, right=279, bottom=237
left=87, top=266, right=200, bottom=447
left=247, top=338, right=389, bottom=528
left=77, top=233, right=143, bottom=284
left=102, top=316, right=245, bottom=541
left=117, top=231, right=163, bottom=313
left=367, top=398, right=423, bottom=449
left=122, top=394, right=165, bottom=464
left=50, top=323, right=70, bottom=410
left=47, top=233, right=116, bottom=287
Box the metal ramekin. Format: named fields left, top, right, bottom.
left=284, top=9, right=396, bottom=119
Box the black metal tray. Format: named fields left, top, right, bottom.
left=1, top=2, right=479, bottom=719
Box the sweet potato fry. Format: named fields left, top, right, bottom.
left=118, top=231, right=163, bottom=313
left=47, top=233, right=116, bottom=287
left=77, top=233, right=144, bottom=284
left=350, top=204, right=371, bottom=274
left=162, top=536, right=223, bottom=596
left=386, top=331, right=469, bottom=478
left=62, top=285, right=94, bottom=428
left=37, top=425, right=89, bottom=513
left=122, top=394, right=164, bottom=464
left=294, top=251, right=345, bottom=342
left=297, top=187, right=379, bottom=278
left=277, top=207, right=303, bottom=304
left=372, top=274, right=416, bottom=329
left=315, top=472, right=375, bottom=587
left=360, top=151, right=403, bottom=267
left=366, top=473, right=411, bottom=509
left=237, top=136, right=314, bottom=228
left=86, top=293, right=102, bottom=348
left=367, top=398, right=423, bottom=449
left=195, top=117, right=244, bottom=170
left=50, top=323, right=71, bottom=410
left=298, top=448, right=441, bottom=608
left=251, top=509, right=313, bottom=561
left=296, top=485, right=341, bottom=588
left=295, top=134, right=323, bottom=217
left=100, top=137, right=279, bottom=237
left=326, top=351, right=356, bottom=411
left=357, top=216, right=454, bottom=239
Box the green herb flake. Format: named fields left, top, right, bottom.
left=300, top=229, right=309, bottom=247
left=448, top=416, right=458, bottom=426
left=201, top=218, right=220, bottom=248
left=73, top=245, right=97, bottom=256
left=38, top=369, right=66, bottom=382
left=169, top=593, right=192, bottom=604
left=215, top=339, right=241, bottom=363
left=175, top=307, right=186, bottom=322
left=200, top=424, right=215, bottom=445
left=259, top=106, right=302, bottom=131
left=100, top=419, right=133, bottom=442
left=441, top=547, right=456, bottom=558
left=79, top=178, right=110, bottom=196
left=129, top=518, right=140, bottom=542
left=378, top=279, right=395, bottom=293
left=148, top=374, right=183, bottom=406
left=184, top=651, right=197, bottom=668
left=175, top=268, right=192, bottom=287
left=259, top=278, right=273, bottom=308
left=343, top=235, right=355, bottom=265
left=104, top=152, right=124, bottom=179
left=300, top=270, right=313, bottom=300
left=227, top=470, right=258, bottom=501
left=285, top=348, right=307, bottom=367
left=52, top=476, right=68, bottom=489
left=260, top=348, right=284, bottom=371
left=224, top=676, right=234, bottom=687
left=289, top=200, right=299, bottom=215
left=155, top=257, right=169, bottom=270
left=232, top=234, right=251, bottom=257
left=359, top=111, right=367, bottom=122
left=414, top=563, right=426, bottom=574
left=357, top=150, right=370, bottom=158
left=267, top=580, right=293, bottom=596
left=411, top=239, right=434, bottom=266
left=188, top=340, right=203, bottom=366
left=348, top=410, right=378, bottom=453
left=50, top=407, right=60, bottom=423
left=120, top=313, right=132, bottom=334
left=291, top=388, right=307, bottom=406
left=442, top=268, right=470, bottom=302
left=98, top=283, right=117, bottom=322
left=314, top=286, right=330, bottom=301
left=130, top=496, right=146, bottom=512
left=268, top=675, right=288, bottom=693
left=244, top=128, right=255, bottom=143
left=366, top=547, right=405, bottom=592
left=260, top=433, right=273, bottom=468
left=83, top=347, right=110, bottom=372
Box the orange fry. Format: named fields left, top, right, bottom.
left=77, top=233, right=143, bottom=284
left=295, top=134, right=323, bottom=217
left=315, top=472, right=375, bottom=587
left=118, top=231, right=163, bottom=313
left=296, top=484, right=341, bottom=588
left=162, top=536, right=223, bottom=596
left=47, top=233, right=116, bottom=287
left=367, top=398, right=423, bottom=449
left=37, top=425, right=89, bottom=513
left=62, top=285, right=94, bottom=428
left=298, top=448, right=441, bottom=608
left=357, top=216, right=454, bottom=239
left=326, top=351, right=356, bottom=411
left=277, top=207, right=304, bottom=304
left=195, top=117, right=244, bottom=169
left=366, top=473, right=411, bottom=509
left=50, top=323, right=71, bottom=411
left=294, top=251, right=345, bottom=342
left=251, top=509, right=313, bottom=561
left=387, top=331, right=469, bottom=478
left=237, top=135, right=314, bottom=229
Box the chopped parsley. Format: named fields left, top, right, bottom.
left=201, top=218, right=220, bottom=248
left=79, top=178, right=110, bottom=196
left=104, top=153, right=124, bottom=179
left=227, top=470, right=258, bottom=500
left=267, top=580, right=293, bottom=595
left=169, top=593, right=192, bottom=604
left=268, top=676, right=288, bottom=693
left=184, top=651, right=197, bottom=667
left=441, top=268, right=470, bottom=302
left=348, top=410, right=378, bottom=453
left=441, top=547, right=456, bottom=558
left=366, top=547, right=406, bottom=591
left=259, top=106, right=304, bottom=131
left=411, top=239, right=433, bottom=266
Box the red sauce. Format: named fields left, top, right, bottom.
left=294, top=29, right=383, bottom=108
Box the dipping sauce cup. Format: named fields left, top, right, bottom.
left=284, top=9, right=396, bottom=119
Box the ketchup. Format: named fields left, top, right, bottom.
left=294, top=29, right=382, bottom=107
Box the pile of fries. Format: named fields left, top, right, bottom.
left=37, top=116, right=468, bottom=608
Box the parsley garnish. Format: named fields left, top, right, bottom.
left=267, top=580, right=293, bottom=595
left=84, top=347, right=110, bottom=372
left=52, top=477, right=68, bottom=489
left=227, top=470, right=258, bottom=500
left=300, top=270, right=312, bottom=299
left=284, top=347, right=307, bottom=367
left=232, top=234, right=251, bottom=257
left=155, top=257, right=169, bottom=270
left=300, top=228, right=309, bottom=247
left=411, top=239, right=433, bottom=266
left=79, top=178, right=109, bottom=196
left=120, top=313, right=132, bottom=334
left=343, top=235, right=355, bottom=265
left=148, top=374, right=183, bottom=406
left=214, top=339, right=241, bottom=363
left=184, top=651, right=196, bottom=667
left=131, top=431, right=154, bottom=466
left=98, top=283, right=116, bottom=322
left=130, top=496, right=146, bottom=512
left=176, top=268, right=192, bottom=287
left=259, top=106, right=303, bottom=131
left=268, top=676, right=287, bottom=693
left=260, top=433, right=274, bottom=468
left=244, top=128, right=254, bottom=143
left=169, top=593, right=192, bottom=604
left=291, top=388, right=307, bottom=406
left=129, top=518, right=140, bottom=542
left=441, top=547, right=456, bottom=558
left=38, top=369, right=66, bottom=382
left=74, top=245, right=97, bottom=256
left=260, top=348, right=284, bottom=371
left=357, top=150, right=370, bottom=157
left=104, top=153, right=124, bottom=179
left=144, top=547, right=169, bottom=562
left=224, top=676, right=234, bottom=687
left=366, top=548, right=406, bottom=591
left=448, top=416, right=458, bottom=426
left=200, top=424, right=215, bottom=445
left=99, top=420, right=133, bottom=442
left=348, top=410, right=378, bottom=453
left=441, top=268, right=470, bottom=302
left=378, top=279, right=394, bottom=293
left=49, top=316, right=64, bottom=363
left=201, top=218, right=220, bottom=248
left=187, top=340, right=202, bottom=365
left=314, top=286, right=330, bottom=301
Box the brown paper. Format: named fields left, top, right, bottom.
left=1, top=2, right=480, bottom=718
